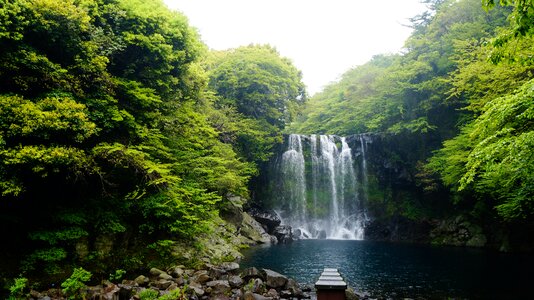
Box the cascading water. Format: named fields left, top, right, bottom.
left=275, top=134, right=370, bottom=240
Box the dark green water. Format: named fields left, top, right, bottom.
left=240, top=240, right=534, bottom=299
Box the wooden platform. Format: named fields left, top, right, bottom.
left=315, top=268, right=347, bottom=300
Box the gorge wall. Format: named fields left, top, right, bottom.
left=251, top=132, right=531, bottom=251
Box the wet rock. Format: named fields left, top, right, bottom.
left=272, top=225, right=293, bottom=244
left=241, top=213, right=273, bottom=244
left=279, top=290, right=292, bottom=298
left=262, top=269, right=287, bottom=289
left=345, top=288, right=359, bottom=300
left=284, top=278, right=302, bottom=296
left=266, top=288, right=279, bottom=298
left=247, top=208, right=281, bottom=234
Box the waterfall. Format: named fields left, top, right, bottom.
left=276, top=134, right=370, bottom=240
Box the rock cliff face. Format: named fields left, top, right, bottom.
left=250, top=133, right=532, bottom=251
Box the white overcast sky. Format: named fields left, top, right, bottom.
left=163, top=0, right=428, bottom=95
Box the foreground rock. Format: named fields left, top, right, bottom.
left=32, top=264, right=311, bottom=300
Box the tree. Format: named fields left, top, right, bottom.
left=206, top=45, right=306, bottom=165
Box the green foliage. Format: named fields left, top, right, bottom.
left=61, top=267, right=92, bottom=300
left=206, top=45, right=306, bottom=165
left=109, top=269, right=126, bottom=282
left=8, top=277, right=28, bottom=300
left=0, top=0, right=276, bottom=289
left=139, top=289, right=159, bottom=300
left=291, top=0, right=534, bottom=225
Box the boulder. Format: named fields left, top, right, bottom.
left=228, top=275, right=243, bottom=288
left=170, top=266, right=184, bottom=277
left=243, top=291, right=271, bottom=300
left=247, top=208, right=281, bottom=234
left=188, top=283, right=205, bottom=296
left=150, top=267, right=166, bottom=276
left=220, top=262, right=240, bottom=273
left=134, top=275, right=149, bottom=287
left=206, top=280, right=231, bottom=295
left=284, top=278, right=302, bottom=297
left=241, top=267, right=264, bottom=282
left=240, top=213, right=273, bottom=244
left=262, top=269, right=288, bottom=289
left=266, top=288, right=279, bottom=298
left=118, top=284, right=134, bottom=299
left=154, top=279, right=173, bottom=290
left=159, top=273, right=173, bottom=280
left=244, top=278, right=265, bottom=294
left=193, top=270, right=211, bottom=284
left=272, top=225, right=293, bottom=244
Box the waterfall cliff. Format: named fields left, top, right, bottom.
left=270, top=134, right=370, bottom=240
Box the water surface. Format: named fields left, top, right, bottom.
left=240, top=240, right=534, bottom=299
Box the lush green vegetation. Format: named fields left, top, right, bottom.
left=0, top=0, right=305, bottom=291
left=290, top=0, right=533, bottom=225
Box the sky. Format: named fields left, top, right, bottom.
left=163, top=0, right=428, bottom=95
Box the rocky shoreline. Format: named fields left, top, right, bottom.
left=28, top=263, right=315, bottom=300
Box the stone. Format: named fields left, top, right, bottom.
left=159, top=273, right=173, bottom=280
left=284, top=278, right=301, bottom=296
left=272, top=226, right=293, bottom=243
left=193, top=270, right=211, bottom=283
left=266, top=288, right=278, bottom=298
left=228, top=275, right=243, bottom=288
left=233, top=289, right=243, bottom=299
left=189, top=283, right=205, bottom=296
left=118, top=284, right=134, bottom=299
left=243, top=291, right=255, bottom=300
left=247, top=208, right=281, bottom=234
left=166, top=283, right=178, bottom=291
left=155, top=279, right=173, bottom=290
left=220, top=262, right=240, bottom=273
left=171, top=266, right=185, bottom=277
left=262, top=269, right=288, bottom=289
left=241, top=267, right=264, bottom=281
left=251, top=278, right=265, bottom=294
left=102, top=284, right=120, bottom=300
left=30, top=290, right=42, bottom=299
left=134, top=275, right=149, bottom=286
left=150, top=268, right=166, bottom=276
left=240, top=213, right=272, bottom=244
left=279, top=290, right=292, bottom=298
left=175, top=276, right=185, bottom=286
left=206, top=280, right=231, bottom=295
left=211, top=295, right=231, bottom=300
